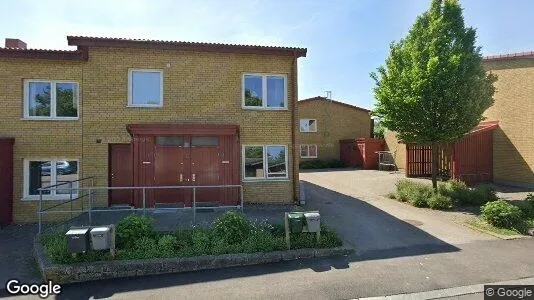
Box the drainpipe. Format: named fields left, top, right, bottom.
left=291, top=51, right=298, bottom=204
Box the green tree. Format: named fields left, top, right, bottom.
left=373, top=118, right=385, bottom=139
left=371, top=0, right=496, bottom=190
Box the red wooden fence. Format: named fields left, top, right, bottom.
left=405, top=121, right=498, bottom=185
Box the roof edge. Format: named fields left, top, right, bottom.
left=298, top=96, right=370, bottom=113
left=483, top=51, right=534, bottom=62
left=0, top=47, right=87, bottom=61
left=67, top=36, right=307, bottom=58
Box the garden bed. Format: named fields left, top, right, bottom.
left=391, top=180, right=534, bottom=235
left=34, top=212, right=353, bottom=283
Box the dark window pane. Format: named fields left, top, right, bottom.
left=56, top=161, right=79, bottom=194
left=191, top=136, right=219, bottom=147
left=131, top=71, right=162, bottom=105
left=300, top=145, right=308, bottom=158
left=29, top=161, right=51, bottom=195
left=28, top=82, right=51, bottom=117
left=156, top=136, right=184, bottom=146
left=56, top=83, right=78, bottom=117
left=267, top=146, right=286, bottom=177
left=266, top=76, right=285, bottom=108
left=244, top=146, right=264, bottom=178
left=244, top=75, right=262, bottom=107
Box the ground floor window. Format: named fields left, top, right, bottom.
left=243, top=145, right=288, bottom=180
left=23, top=159, right=79, bottom=200
left=300, top=144, right=318, bottom=158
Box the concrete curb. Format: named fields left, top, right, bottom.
left=34, top=237, right=354, bottom=284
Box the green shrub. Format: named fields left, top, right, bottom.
left=212, top=211, right=251, bottom=244
left=396, top=179, right=415, bottom=202
left=427, top=193, right=453, bottom=210
left=513, top=193, right=534, bottom=218
left=386, top=192, right=396, bottom=199
left=123, top=236, right=160, bottom=259
left=481, top=200, right=523, bottom=229
left=241, top=230, right=284, bottom=253
left=116, top=214, right=154, bottom=249
left=438, top=180, right=470, bottom=205
left=326, top=160, right=345, bottom=168
left=470, top=184, right=498, bottom=206
left=408, top=184, right=433, bottom=208
left=40, top=232, right=71, bottom=264
left=191, top=229, right=211, bottom=252
left=158, top=235, right=178, bottom=256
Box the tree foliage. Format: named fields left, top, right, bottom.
left=371, top=0, right=497, bottom=188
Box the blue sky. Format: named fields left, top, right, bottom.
left=2, top=0, right=533, bottom=110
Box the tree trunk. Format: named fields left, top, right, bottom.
left=431, top=143, right=438, bottom=191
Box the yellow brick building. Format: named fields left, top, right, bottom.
left=383, top=52, right=534, bottom=188
left=298, top=97, right=371, bottom=162
left=0, top=36, right=306, bottom=223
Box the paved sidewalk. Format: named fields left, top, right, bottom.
left=361, top=276, right=534, bottom=300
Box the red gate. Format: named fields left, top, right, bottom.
left=405, top=121, right=498, bottom=185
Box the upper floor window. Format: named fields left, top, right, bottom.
left=24, top=80, right=78, bottom=119
left=300, top=119, right=317, bottom=132
left=128, top=69, right=163, bottom=107
left=243, top=74, right=287, bottom=109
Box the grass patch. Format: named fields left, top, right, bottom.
left=465, top=218, right=523, bottom=237
left=41, top=212, right=343, bottom=265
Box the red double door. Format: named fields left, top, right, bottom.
left=153, top=136, right=221, bottom=207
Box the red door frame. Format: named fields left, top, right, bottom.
left=127, top=124, right=240, bottom=208
left=0, top=138, right=14, bottom=227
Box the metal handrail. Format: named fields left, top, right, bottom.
left=37, top=180, right=244, bottom=234
left=37, top=176, right=95, bottom=191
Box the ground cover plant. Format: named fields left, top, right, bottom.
left=41, top=212, right=343, bottom=264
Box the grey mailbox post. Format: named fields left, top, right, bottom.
left=66, top=228, right=90, bottom=253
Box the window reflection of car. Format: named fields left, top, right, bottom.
left=40, top=161, right=76, bottom=175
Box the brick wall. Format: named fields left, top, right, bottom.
left=298, top=99, right=371, bottom=161
left=383, top=129, right=406, bottom=170
left=0, top=47, right=300, bottom=223
left=484, top=58, right=534, bottom=187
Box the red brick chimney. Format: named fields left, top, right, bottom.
left=5, top=38, right=27, bottom=49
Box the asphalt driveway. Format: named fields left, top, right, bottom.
left=300, top=169, right=496, bottom=255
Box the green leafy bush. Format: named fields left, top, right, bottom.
left=158, top=235, right=178, bottom=257
left=438, top=180, right=470, bottom=205
left=120, top=236, right=160, bottom=259
left=408, top=184, right=433, bottom=207
left=116, top=215, right=154, bottom=249
left=241, top=230, right=283, bottom=253
left=396, top=179, right=416, bottom=202
left=512, top=193, right=534, bottom=218
left=470, top=184, right=498, bottom=206
left=212, top=211, right=251, bottom=244
left=427, top=193, right=453, bottom=210
left=481, top=200, right=523, bottom=229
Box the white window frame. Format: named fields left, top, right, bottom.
left=23, top=80, right=79, bottom=120
left=22, top=158, right=79, bottom=200
left=242, top=73, right=288, bottom=110
left=299, top=119, right=317, bottom=132
left=127, top=69, right=164, bottom=108
left=300, top=144, right=318, bottom=158
left=242, top=145, right=289, bottom=180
